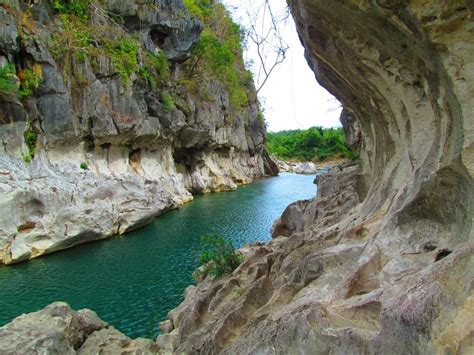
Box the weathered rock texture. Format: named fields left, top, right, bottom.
left=0, top=302, right=159, bottom=354
left=155, top=1, right=474, bottom=353
left=0, top=0, right=272, bottom=264
left=273, top=156, right=346, bottom=174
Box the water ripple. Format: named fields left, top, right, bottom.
left=0, top=173, right=316, bottom=338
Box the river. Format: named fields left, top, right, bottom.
left=0, top=173, right=316, bottom=338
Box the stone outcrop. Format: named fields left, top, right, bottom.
left=0, top=0, right=273, bottom=264
left=273, top=156, right=346, bottom=174
left=1, top=0, right=473, bottom=353
left=0, top=302, right=158, bottom=354
left=155, top=1, right=474, bottom=353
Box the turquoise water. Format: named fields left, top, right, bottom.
left=0, top=173, right=316, bottom=338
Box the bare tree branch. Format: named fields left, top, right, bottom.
left=242, top=0, right=289, bottom=94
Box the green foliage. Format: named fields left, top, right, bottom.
left=21, top=152, right=32, bottom=163
left=162, top=90, right=174, bottom=113
left=139, top=66, right=156, bottom=89
left=266, top=127, right=358, bottom=162
left=184, top=2, right=250, bottom=111
left=103, top=38, right=139, bottom=85
left=140, top=51, right=169, bottom=89
left=80, top=162, right=88, bottom=169
left=48, top=13, right=141, bottom=85
left=183, top=0, right=212, bottom=20
left=18, top=68, right=42, bottom=97
left=51, top=0, right=91, bottom=19
left=0, top=64, right=17, bottom=94
left=23, top=128, right=37, bottom=158
left=48, top=14, right=93, bottom=63
left=195, top=234, right=244, bottom=278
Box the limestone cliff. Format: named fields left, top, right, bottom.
left=155, top=1, right=474, bottom=353
left=1, top=1, right=473, bottom=354
left=0, top=0, right=273, bottom=264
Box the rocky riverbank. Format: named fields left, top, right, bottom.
left=0, top=302, right=159, bottom=354
left=0, top=0, right=472, bottom=354
left=0, top=0, right=275, bottom=264
left=272, top=156, right=348, bottom=174
left=153, top=0, right=474, bottom=353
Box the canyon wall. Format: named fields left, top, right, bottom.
left=0, top=0, right=472, bottom=354
left=156, top=1, right=474, bottom=353
left=0, top=0, right=273, bottom=264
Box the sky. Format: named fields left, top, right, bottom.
left=222, top=0, right=342, bottom=132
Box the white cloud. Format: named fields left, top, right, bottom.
left=222, top=0, right=342, bottom=132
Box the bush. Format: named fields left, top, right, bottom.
left=195, top=234, right=244, bottom=279
left=103, top=38, right=139, bottom=85
left=183, top=0, right=212, bottom=21
left=18, top=66, right=42, bottom=97
left=48, top=9, right=140, bottom=85
left=51, top=0, right=91, bottom=19
left=0, top=64, right=17, bottom=94
left=21, top=152, right=32, bottom=163
left=80, top=162, right=88, bottom=169
left=162, top=91, right=174, bottom=113
left=183, top=2, right=250, bottom=111
left=23, top=127, right=37, bottom=159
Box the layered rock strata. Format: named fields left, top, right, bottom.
left=0, top=0, right=272, bottom=264
left=155, top=1, right=474, bottom=353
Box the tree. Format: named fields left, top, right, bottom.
left=226, top=0, right=289, bottom=95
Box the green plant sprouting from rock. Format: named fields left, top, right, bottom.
left=162, top=91, right=175, bottom=113
left=0, top=63, right=42, bottom=98
left=47, top=4, right=169, bottom=87
left=184, top=0, right=253, bottom=111
left=0, top=64, right=17, bottom=94
left=22, top=127, right=37, bottom=163
left=140, top=51, right=170, bottom=89
left=103, top=38, right=139, bottom=85
left=18, top=66, right=42, bottom=97
left=51, top=0, right=91, bottom=19
left=195, top=234, right=244, bottom=279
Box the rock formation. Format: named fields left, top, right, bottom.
left=0, top=0, right=472, bottom=354
left=0, top=0, right=273, bottom=264
left=154, top=1, right=474, bottom=353
left=273, top=156, right=346, bottom=174
left=0, top=302, right=159, bottom=354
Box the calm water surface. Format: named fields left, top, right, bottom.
left=0, top=173, right=316, bottom=338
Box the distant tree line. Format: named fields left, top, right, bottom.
left=266, top=127, right=357, bottom=161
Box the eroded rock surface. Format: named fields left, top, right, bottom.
left=0, top=302, right=158, bottom=354
left=156, top=1, right=474, bottom=353
left=273, top=156, right=345, bottom=174
left=0, top=0, right=272, bottom=264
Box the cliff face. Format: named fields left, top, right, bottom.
left=0, top=0, right=271, bottom=264
left=1, top=1, right=472, bottom=353
left=155, top=1, right=474, bottom=353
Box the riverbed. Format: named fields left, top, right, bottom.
left=0, top=173, right=316, bottom=338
